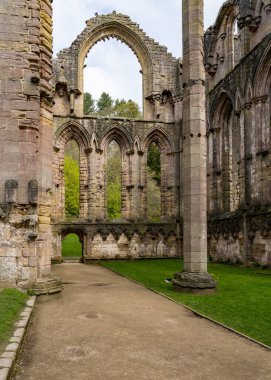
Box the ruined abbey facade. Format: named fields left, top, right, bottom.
left=0, top=0, right=270, bottom=288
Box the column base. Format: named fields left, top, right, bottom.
left=33, top=276, right=63, bottom=296
left=172, top=272, right=217, bottom=294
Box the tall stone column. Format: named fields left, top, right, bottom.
left=173, top=0, right=216, bottom=293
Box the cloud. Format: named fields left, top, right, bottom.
left=53, top=0, right=181, bottom=56
left=53, top=0, right=225, bottom=104
left=84, top=39, right=142, bottom=105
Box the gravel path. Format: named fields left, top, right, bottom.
left=13, top=264, right=271, bottom=380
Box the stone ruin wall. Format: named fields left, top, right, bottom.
left=205, top=0, right=271, bottom=266
left=1, top=1, right=271, bottom=288
left=0, top=0, right=53, bottom=287
left=204, top=0, right=271, bottom=92
left=51, top=13, right=183, bottom=263
left=51, top=116, right=181, bottom=261
left=52, top=12, right=183, bottom=122
left=52, top=117, right=180, bottom=221
left=51, top=223, right=179, bottom=262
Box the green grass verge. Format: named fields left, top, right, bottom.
left=0, top=289, right=28, bottom=353
left=62, top=233, right=82, bottom=257
left=101, top=259, right=271, bottom=347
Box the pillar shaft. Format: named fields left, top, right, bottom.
left=182, top=0, right=207, bottom=273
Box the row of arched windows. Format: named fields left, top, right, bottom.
left=63, top=138, right=162, bottom=222
left=208, top=54, right=271, bottom=214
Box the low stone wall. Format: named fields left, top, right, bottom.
left=52, top=222, right=180, bottom=261
left=87, top=232, right=178, bottom=260
left=209, top=235, right=244, bottom=264
left=208, top=211, right=271, bottom=267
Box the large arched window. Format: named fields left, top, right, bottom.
left=211, top=93, right=238, bottom=213
left=221, top=102, right=234, bottom=211
left=244, top=85, right=253, bottom=206
left=53, top=13, right=178, bottom=121
left=233, top=18, right=241, bottom=67
left=252, top=42, right=271, bottom=204
left=53, top=122, right=91, bottom=221
left=84, top=39, right=142, bottom=115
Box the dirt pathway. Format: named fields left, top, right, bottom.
left=13, top=264, right=270, bottom=380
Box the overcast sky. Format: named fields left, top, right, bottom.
left=53, top=1, right=225, bottom=107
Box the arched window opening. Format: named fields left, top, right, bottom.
left=62, top=233, right=82, bottom=259
left=212, top=94, right=238, bottom=213
left=64, top=139, right=80, bottom=218
left=83, top=39, right=142, bottom=117
left=221, top=101, right=236, bottom=212
left=244, top=87, right=253, bottom=206
left=233, top=18, right=241, bottom=67
left=107, top=140, right=121, bottom=220
left=147, top=142, right=161, bottom=221
left=232, top=95, right=242, bottom=210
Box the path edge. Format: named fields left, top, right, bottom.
left=102, top=264, right=271, bottom=351
left=0, top=296, right=36, bottom=380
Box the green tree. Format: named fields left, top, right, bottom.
left=97, top=92, right=114, bottom=116
left=147, top=142, right=161, bottom=185
left=147, top=168, right=161, bottom=222
left=83, top=92, right=96, bottom=115
left=107, top=181, right=121, bottom=219
left=114, top=99, right=142, bottom=118
left=65, top=140, right=80, bottom=162
left=147, top=142, right=161, bottom=221
left=64, top=155, right=80, bottom=217
left=107, top=141, right=121, bottom=219
left=91, top=92, right=142, bottom=118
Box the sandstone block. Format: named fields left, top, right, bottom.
left=0, top=358, right=12, bottom=369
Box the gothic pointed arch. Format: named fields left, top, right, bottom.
left=143, top=127, right=173, bottom=152
left=245, top=81, right=253, bottom=104
left=210, top=89, right=235, bottom=123
left=53, top=121, right=91, bottom=220
left=54, top=121, right=92, bottom=152
left=235, top=88, right=243, bottom=114
left=254, top=39, right=271, bottom=97
left=204, top=1, right=240, bottom=77
left=209, top=91, right=235, bottom=212
left=54, top=12, right=178, bottom=119
left=255, top=0, right=271, bottom=17
left=101, top=125, right=134, bottom=153
left=91, top=132, right=99, bottom=152
left=134, top=135, right=142, bottom=153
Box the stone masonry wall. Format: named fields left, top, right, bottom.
left=205, top=1, right=271, bottom=266
left=0, top=0, right=53, bottom=287
left=37, top=0, right=54, bottom=279
left=53, top=116, right=180, bottom=224
left=1, top=0, right=271, bottom=288
left=205, top=0, right=271, bottom=92
left=51, top=222, right=180, bottom=262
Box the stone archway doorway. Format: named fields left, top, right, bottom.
left=61, top=231, right=84, bottom=262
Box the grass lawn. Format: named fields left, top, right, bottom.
left=0, top=289, right=28, bottom=354
left=101, top=259, right=271, bottom=347
left=62, top=233, right=82, bottom=257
